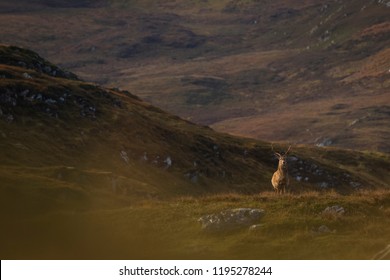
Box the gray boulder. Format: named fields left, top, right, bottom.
left=322, top=205, right=345, bottom=216
left=312, top=224, right=336, bottom=236
left=198, top=208, right=265, bottom=232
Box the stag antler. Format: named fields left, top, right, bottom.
left=285, top=145, right=292, bottom=155
left=271, top=143, right=282, bottom=158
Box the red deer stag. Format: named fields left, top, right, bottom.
left=271, top=145, right=291, bottom=194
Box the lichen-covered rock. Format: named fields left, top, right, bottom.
left=198, top=208, right=265, bottom=232
left=321, top=205, right=345, bottom=219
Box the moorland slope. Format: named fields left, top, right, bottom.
left=0, top=0, right=389, bottom=151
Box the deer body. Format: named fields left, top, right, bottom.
left=271, top=157, right=289, bottom=194
left=271, top=146, right=291, bottom=194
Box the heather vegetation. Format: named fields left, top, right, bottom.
left=0, top=0, right=389, bottom=259
left=1, top=0, right=388, bottom=151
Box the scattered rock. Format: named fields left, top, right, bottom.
left=249, top=224, right=263, bottom=231
left=350, top=181, right=361, bottom=189
left=120, top=151, right=129, bottom=164
left=22, top=72, right=32, bottom=79
left=318, top=225, right=333, bottom=233
left=377, top=0, right=390, bottom=8
left=318, top=182, right=329, bottom=188
left=18, top=61, right=27, bottom=67
left=74, top=96, right=97, bottom=118
left=164, top=156, right=172, bottom=169
left=185, top=171, right=199, bottom=183
left=349, top=119, right=359, bottom=127
left=45, top=98, right=57, bottom=105
left=152, top=156, right=160, bottom=164
left=44, top=66, right=51, bottom=73
left=289, top=156, right=299, bottom=162
left=289, top=156, right=344, bottom=187
left=191, top=174, right=199, bottom=183
left=198, top=208, right=265, bottom=232
left=142, top=152, right=148, bottom=161
left=316, top=138, right=333, bottom=147
left=319, top=30, right=331, bottom=42
left=20, top=89, right=29, bottom=97
left=312, top=225, right=335, bottom=235
left=322, top=205, right=345, bottom=218
left=6, top=114, right=14, bottom=122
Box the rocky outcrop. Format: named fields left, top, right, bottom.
left=0, top=45, right=78, bottom=80
left=198, top=208, right=265, bottom=232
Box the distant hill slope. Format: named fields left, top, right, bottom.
left=0, top=0, right=107, bottom=11
left=0, top=0, right=389, bottom=152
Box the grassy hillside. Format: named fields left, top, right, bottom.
left=0, top=0, right=389, bottom=152
left=0, top=45, right=389, bottom=259
left=2, top=191, right=390, bottom=259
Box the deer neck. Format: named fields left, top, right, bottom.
left=278, top=162, right=288, bottom=174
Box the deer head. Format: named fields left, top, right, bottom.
left=272, top=145, right=292, bottom=170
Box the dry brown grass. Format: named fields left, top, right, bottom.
left=2, top=188, right=390, bottom=259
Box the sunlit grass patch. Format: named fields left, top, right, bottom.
left=4, top=189, right=390, bottom=259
